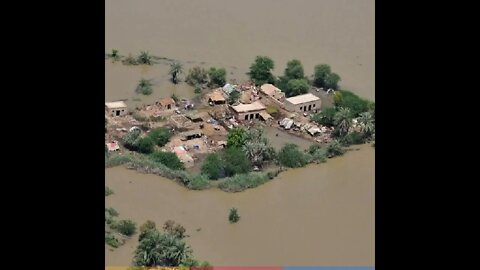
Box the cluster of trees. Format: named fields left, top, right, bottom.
left=105, top=206, right=137, bottom=248
left=311, top=90, right=375, bottom=146
left=133, top=220, right=209, bottom=267
left=122, top=127, right=172, bottom=154
left=185, top=66, right=227, bottom=90
left=201, top=127, right=275, bottom=180
left=247, top=56, right=342, bottom=97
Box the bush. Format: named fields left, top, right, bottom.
left=285, top=78, right=309, bottom=97
left=149, top=151, right=185, bottom=170
left=171, top=93, right=179, bottom=102
left=105, top=207, right=119, bottom=218
left=116, top=220, right=137, bottom=236
left=148, top=127, right=171, bottom=147
left=223, top=147, right=251, bottom=177
left=186, top=66, right=208, bottom=86
left=201, top=153, right=224, bottom=180
left=248, top=56, right=275, bottom=85
left=105, top=186, right=114, bottom=196
left=218, top=171, right=278, bottom=192
left=326, top=140, right=346, bottom=158
left=308, top=145, right=328, bottom=163
left=136, top=78, right=153, bottom=95
left=187, top=174, right=210, bottom=190
left=105, top=153, right=135, bottom=167
left=105, top=232, right=122, bottom=248
left=163, top=220, right=187, bottom=239
left=278, top=143, right=309, bottom=168
left=208, top=67, right=227, bottom=87
left=139, top=220, right=156, bottom=241
left=194, top=86, right=202, bottom=94
left=227, top=127, right=247, bottom=148
left=136, top=137, right=155, bottom=154
left=228, top=208, right=240, bottom=223
left=122, top=129, right=142, bottom=150
left=334, top=90, right=370, bottom=117
left=340, top=131, right=365, bottom=146
left=311, top=107, right=337, bottom=126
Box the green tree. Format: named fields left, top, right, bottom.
left=223, top=147, right=251, bottom=176
left=227, top=128, right=247, bottom=148
left=325, top=73, right=341, bottom=90
left=334, top=107, right=353, bottom=137
left=242, top=128, right=275, bottom=167
left=326, top=140, right=345, bottom=158
left=247, top=56, right=275, bottom=85
left=133, top=229, right=193, bottom=267
left=201, top=153, right=224, bottom=180
left=208, top=67, right=227, bottom=87
left=116, top=220, right=137, bottom=236
left=122, top=129, right=142, bottom=150
left=138, top=51, right=153, bottom=65
left=333, top=90, right=370, bottom=116
left=136, top=78, right=153, bottom=95
left=136, top=137, right=155, bottom=154
left=308, top=144, right=327, bottom=163
left=284, top=59, right=305, bottom=80
left=358, top=111, right=374, bottom=137
left=228, top=208, right=240, bottom=223
left=227, top=90, right=241, bottom=104
left=311, top=107, right=337, bottom=126
left=313, top=64, right=332, bottom=88
left=278, top=143, right=309, bottom=168
left=285, top=78, right=309, bottom=97
left=148, top=127, right=171, bottom=146
left=185, top=66, right=208, bottom=86
left=150, top=151, right=185, bottom=170
left=169, top=62, right=183, bottom=84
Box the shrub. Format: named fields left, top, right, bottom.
left=194, top=86, right=202, bottom=94
left=278, top=143, right=309, bottom=168
left=136, top=78, right=153, bottom=95
left=326, top=140, right=346, bottom=158
left=105, top=186, right=114, bottom=196
left=115, top=220, right=137, bottom=236
left=201, top=153, right=224, bottom=180
left=122, top=129, right=142, bottom=150
left=340, top=131, right=365, bottom=146
left=149, top=151, right=185, bottom=170
left=136, top=137, right=155, bottom=154
left=163, top=220, right=187, bottom=239
left=223, top=147, right=251, bottom=177
left=248, top=56, right=275, bottom=85
left=105, top=207, right=119, bottom=218
left=148, top=127, right=171, bottom=146
left=308, top=145, right=328, bottom=163
left=228, top=208, right=240, bottom=223
left=226, top=127, right=247, bottom=148
left=105, top=232, right=122, bottom=248
left=187, top=174, right=210, bottom=190
left=105, top=153, right=135, bottom=167
left=311, top=107, right=337, bottom=126
left=186, top=66, right=208, bottom=86
left=208, top=67, right=227, bottom=87
left=218, top=171, right=278, bottom=192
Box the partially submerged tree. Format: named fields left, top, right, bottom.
left=208, top=67, right=227, bottom=87
left=285, top=78, right=309, bottom=97
left=313, top=64, right=332, bottom=88
left=333, top=107, right=353, bottom=137
left=108, top=49, right=121, bottom=61
left=326, top=140, right=346, bottom=158
left=228, top=208, right=240, bottom=223
left=169, top=62, right=183, bottom=84
left=137, top=51, right=153, bottom=65
left=247, top=56, right=275, bottom=85
left=148, top=127, right=171, bottom=147
left=358, top=111, right=375, bottom=139
left=201, top=153, right=224, bottom=180
left=325, top=73, right=341, bottom=90
left=185, top=66, right=208, bottom=86
left=136, top=78, right=154, bottom=95
left=278, top=143, right=309, bottom=168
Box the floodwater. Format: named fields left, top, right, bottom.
left=105, top=144, right=374, bottom=266
left=105, top=0, right=375, bottom=266
left=105, top=0, right=375, bottom=102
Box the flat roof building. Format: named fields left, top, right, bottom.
left=284, top=93, right=321, bottom=113
left=230, top=101, right=266, bottom=121
left=105, top=101, right=128, bottom=117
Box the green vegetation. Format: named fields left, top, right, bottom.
left=326, top=140, right=346, bottom=158
left=311, top=107, right=337, bottom=126
left=115, top=220, right=137, bottom=236
left=227, top=90, right=241, bottom=104
left=139, top=220, right=157, bottom=242
left=201, top=153, right=223, bottom=180
left=333, top=107, right=353, bottom=137
left=226, top=127, right=247, bottom=148
left=242, top=128, right=276, bottom=168
left=186, top=66, right=208, bottom=86
left=208, top=67, right=227, bottom=87
left=266, top=106, right=279, bottom=117
left=107, top=49, right=121, bottom=62
left=333, top=90, right=370, bottom=117
left=123, top=54, right=138, bottom=65
left=137, top=51, right=153, bottom=65
left=194, top=86, right=202, bottom=94
left=313, top=64, right=341, bottom=90
left=228, top=208, right=240, bottom=223
left=278, top=143, right=309, bottom=168
left=105, top=232, right=123, bottom=248
left=169, top=62, right=183, bottom=84
left=285, top=78, right=309, bottom=97
left=133, top=220, right=201, bottom=267
left=340, top=131, right=365, bottom=146
left=223, top=147, right=252, bottom=176
left=248, top=56, right=275, bottom=85
left=122, top=129, right=142, bottom=151
left=136, top=137, right=155, bottom=154
left=148, top=127, right=171, bottom=147
left=150, top=151, right=185, bottom=170
left=136, top=78, right=154, bottom=95
left=308, top=144, right=328, bottom=163
left=105, top=186, right=114, bottom=196
left=171, top=93, right=179, bottom=102
left=218, top=170, right=281, bottom=192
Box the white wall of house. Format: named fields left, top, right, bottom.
left=106, top=107, right=128, bottom=117
left=284, top=100, right=321, bottom=113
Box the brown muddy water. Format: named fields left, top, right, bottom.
left=105, top=144, right=374, bottom=266
left=105, top=0, right=375, bottom=266
left=105, top=0, right=375, bottom=102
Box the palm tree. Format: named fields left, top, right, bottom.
left=136, top=78, right=153, bottom=95
left=138, top=51, right=153, bottom=65
left=169, top=62, right=183, bottom=84
left=358, top=111, right=375, bottom=137
left=333, top=107, right=353, bottom=137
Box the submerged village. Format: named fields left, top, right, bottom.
left=105, top=52, right=375, bottom=266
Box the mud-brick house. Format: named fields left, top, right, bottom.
left=105, top=101, right=128, bottom=117
left=284, top=93, right=321, bottom=113
left=230, top=101, right=266, bottom=121
left=260, top=83, right=285, bottom=102
left=156, top=97, right=176, bottom=110
left=207, top=91, right=226, bottom=105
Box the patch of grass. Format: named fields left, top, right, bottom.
left=218, top=170, right=281, bottom=192
left=105, top=153, right=135, bottom=167
left=115, top=220, right=137, bottom=236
